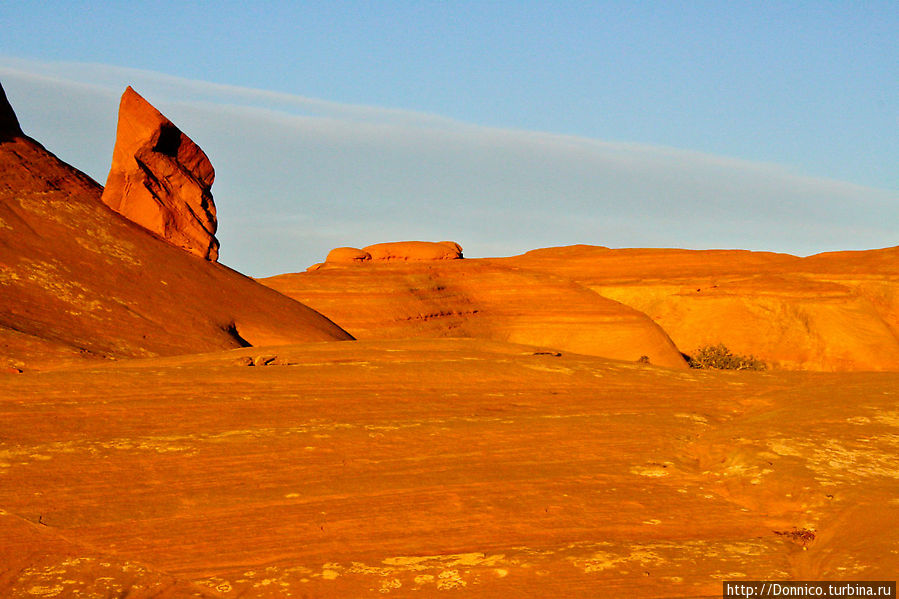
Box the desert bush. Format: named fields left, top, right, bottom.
left=687, top=343, right=767, bottom=371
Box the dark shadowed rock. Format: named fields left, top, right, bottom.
left=0, top=82, right=24, bottom=141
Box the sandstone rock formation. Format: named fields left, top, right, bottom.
left=265, top=242, right=899, bottom=371
left=363, top=241, right=463, bottom=261
left=0, top=83, right=352, bottom=369
left=326, top=247, right=372, bottom=264
left=262, top=258, right=687, bottom=368
left=101, top=87, right=219, bottom=260
left=498, top=245, right=899, bottom=371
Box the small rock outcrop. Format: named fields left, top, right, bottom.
left=101, top=87, right=219, bottom=260
left=0, top=82, right=24, bottom=141
left=363, top=241, right=463, bottom=261
left=326, top=247, right=372, bottom=264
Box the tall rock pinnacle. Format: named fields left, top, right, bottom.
left=101, top=87, right=219, bottom=261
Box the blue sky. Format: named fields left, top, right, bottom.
left=0, top=2, right=896, bottom=275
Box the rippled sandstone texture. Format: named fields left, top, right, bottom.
left=2, top=340, right=898, bottom=597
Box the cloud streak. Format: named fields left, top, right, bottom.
left=1, top=56, right=895, bottom=276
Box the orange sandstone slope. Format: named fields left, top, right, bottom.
left=496, top=245, right=899, bottom=371
left=794, top=246, right=899, bottom=347
left=1, top=339, right=898, bottom=597
left=0, top=82, right=351, bottom=369
left=261, top=243, right=687, bottom=368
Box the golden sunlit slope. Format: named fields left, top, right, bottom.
left=0, top=82, right=351, bottom=370
left=496, top=245, right=899, bottom=371
left=1, top=339, right=897, bottom=596
left=262, top=256, right=687, bottom=368
left=800, top=246, right=899, bottom=276
left=794, top=247, right=899, bottom=347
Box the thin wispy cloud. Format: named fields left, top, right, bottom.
left=2, top=57, right=895, bottom=276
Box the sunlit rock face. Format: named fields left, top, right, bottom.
left=101, top=86, right=219, bottom=260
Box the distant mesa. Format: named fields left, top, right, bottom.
left=101, top=87, right=219, bottom=261
left=322, top=241, right=464, bottom=266
left=363, top=241, right=463, bottom=262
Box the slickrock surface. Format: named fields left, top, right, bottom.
left=101, top=87, right=220, bottom=260
left=1, top=339, right=897, bottom=597
left=262, top=258, right=687, bottom=368
left=0, top=82, right=352, bottom=370
left=495, top=246, right=899, bottom=371
left=0, top=511, right=218, bottom=598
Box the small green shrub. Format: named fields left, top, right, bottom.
left=687, top=343, right=767, bottom=371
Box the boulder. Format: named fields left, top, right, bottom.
left=101, top=87, right=219, bottom=260
left=326, top=247, right=372, bottom=263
